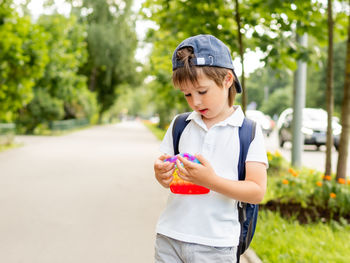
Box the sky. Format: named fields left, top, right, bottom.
left=24, top=0, right=264, bottom=76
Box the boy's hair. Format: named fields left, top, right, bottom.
left=173, top=47, right=237, bottom=107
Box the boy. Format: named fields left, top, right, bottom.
left=153, top=34, right=268, bottom=262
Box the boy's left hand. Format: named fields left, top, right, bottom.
left=176, top=154, right=216, bottom=188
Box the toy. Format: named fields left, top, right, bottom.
left=164, top=153, right=210, bottom=195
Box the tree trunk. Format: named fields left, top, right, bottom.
left=234, top=0, right=246, bottom=112
left=89, top=66, right=97, bottom=91
left=325, top=0, right=334, bottom=176
left=336, top=4, right=350, bottom=180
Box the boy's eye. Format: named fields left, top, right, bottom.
left=184, top=93, right=191, bottom=97
left=198, top=90, right=207, bottom=95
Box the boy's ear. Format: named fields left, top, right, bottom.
left=224, top=71, right=234, bottom=88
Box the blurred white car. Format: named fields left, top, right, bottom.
left=246, top=110, right=273, bottom=137
left=277, top=108, right=342, bottom=150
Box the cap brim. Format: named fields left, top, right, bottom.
left=232, top=70, right=242, bottom=93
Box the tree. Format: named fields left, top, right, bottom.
left=234, top=0, right=247, bottom=111
left=17, top=14, right=97, bottom=133
left=336, top=4, right=350, bottom=180
left=247, top=66, right=292, bottom=113
left=0, top=0, right=48, bottom=122
left=325, top=0, right=334, bottom=176
left=71, top=0, right=140, bottom=120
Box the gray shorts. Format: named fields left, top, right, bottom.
left=155, top=233, right=237, bottom=263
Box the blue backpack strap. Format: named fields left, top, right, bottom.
left=237, top=117, right=257, bottom=261
left=238, top=118, right=256, bottom=180
left=172, top=112, right=191, bottom=155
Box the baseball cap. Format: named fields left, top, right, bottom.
left=172, top=34, right=242, bottom=93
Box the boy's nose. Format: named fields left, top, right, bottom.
left=192, top=94, right=202, bottom=107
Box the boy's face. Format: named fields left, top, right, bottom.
left=180, top=71, right=234, bottom=124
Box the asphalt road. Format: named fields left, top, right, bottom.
left=0, top=121, right=169, bottom=263
left=265, top=129, right=350, bottom=175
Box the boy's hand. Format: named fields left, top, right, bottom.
left=154, top=154, right=175, bottom=188
left=176, top=154, right=216, bottom=188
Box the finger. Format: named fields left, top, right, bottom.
left=194, top=154, right=208, bottom=166
left=159, top=169, right=175, bottom=179
left=177, top=155, right=195, bottom=169
left=176, top=159, right=189, bottom=178
left=159, top=154, right=173, bottom=161
left=163, top=176, right=173, bottom=185
left=163, top=161, right=175, bottom=170
left=155, top=160, right=174, bottom=172
left=177, top=169, right=191, bottom=182
left=175, top=159, right=185, bottom=173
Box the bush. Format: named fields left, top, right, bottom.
left=267, top=150, right=289, bottom=173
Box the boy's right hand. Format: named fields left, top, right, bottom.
left=154, top=155, right=175, bottom=188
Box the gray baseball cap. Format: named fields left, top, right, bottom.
left=172, top=34, right=242, bottom=93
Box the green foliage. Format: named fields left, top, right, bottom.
left=148, top=70, right=190, bottom=129
left=261, top=87, right=292, bottom=117
left=73, top=0, right=140, bottom=117
left=15, top=14, right=97, bottom=133
left=17, top=89, right=64, bottom=133
left=251, top=210, right=350, bottom=263
left=306, top=41, right=346, bottom=115
left=103, top=83, right=154, bottom=122
left=247, top=66, right=293, bottom=115
left=312, top=177, right=350, bottom=217
left=0, top=2, right=49, bottom=122
left=267, top=150, right=289, bottom=172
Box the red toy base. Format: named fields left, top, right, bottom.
left=170, top=183, right=210, bottom=195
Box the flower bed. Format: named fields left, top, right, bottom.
left=264, top=151, right=350, bottom=223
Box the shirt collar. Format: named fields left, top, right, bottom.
left=186, top=105, right=245, bottom=128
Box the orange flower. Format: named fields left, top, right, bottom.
left=330, top=193, right=336, bottom=199
left=347, top=180, right=350, bottom=185
left=282, top=179, right=289, bottom=185
left=316, top=181, right=323, bottom=187
left=323, top=175, right=332, bottom=181
left=288, top=167, right=298, bottom=177
left=338, top=178, right=346, bottom=184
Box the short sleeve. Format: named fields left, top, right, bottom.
left=159, top=115, right=178, bottom=155
left=246, top=124, right=269, bottom=168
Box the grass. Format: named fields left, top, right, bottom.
left=251, top=210, right=350, bottom=263
left=142, top=121, right=166, bottom=140
left=0, top=143, right=22, bottom=153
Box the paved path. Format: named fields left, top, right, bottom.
left=0, top=121, right=168, bottom=262
left=0, top=121, right=256, bottom=263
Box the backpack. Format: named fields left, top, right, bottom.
left=172, top=112, right=258, bottom=261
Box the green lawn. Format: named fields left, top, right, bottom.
left=251, top=210, right=350, bottom=263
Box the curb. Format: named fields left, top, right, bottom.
left=241, top=248, right=263, bottom=263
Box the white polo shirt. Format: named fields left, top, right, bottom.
left=156, top=106, right=268, bottom=247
